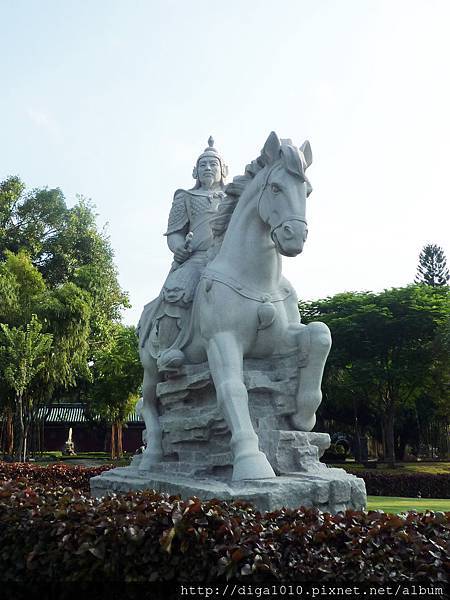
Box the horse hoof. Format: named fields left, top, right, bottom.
left=290, top=413, right=316, bottom=432
left=232, top=451, right=275, bottom=481
left=138, top=451, right=162, bottom=471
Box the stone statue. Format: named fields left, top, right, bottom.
left=138, top=137, right=228, bottom=373
left=138, top=131, right=330, bottom=477
left=62, top=427, right=76, bottom=456
left=91, top=132, right=366, bottom=512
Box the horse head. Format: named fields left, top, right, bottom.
left=257, top=132, right=312, bottom=257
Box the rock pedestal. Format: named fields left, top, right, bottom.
left=90, top=355, right=366, bottom=513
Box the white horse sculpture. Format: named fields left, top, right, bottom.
left=138, top=132, right=331, bottom=481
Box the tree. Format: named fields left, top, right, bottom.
left=415, top=244, right=449, bottom=287
left=0, top=250, right=92, bottom=458
left=0, top=315, right=53, bottom=461
left=85, top=325, right=143, bottom=458
left=0, top=250, right=47, bottom=455
left=0, top=177, right=129, bottom=350
left=0, top=176, right=67, bottom=262
left=0, top=176, right=130, bottom=458
left=413, top=310, right=450, bottom=457
left=299, top=285, right=449, bottom=463
left=0, top=249, right=46, bottom=326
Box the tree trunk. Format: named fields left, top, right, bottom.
left=23, top=430, right=28, bottom=463
left=397, top=434, right=407, bottom=461
left=40, top=419, right=46, bottom=456
left=22, top=406, right=31, bottom=462
left=14, top=394, right=25, bottom=462
left=384, top=403, right=396, bottom=466
left=414, top=404, right=422, bottom=457
left=5, top=408, right=14, bottom=456
left=380, top=420, right=386, bottom=460
left=352, top=400, right=362, bottom=462
left=116, top=422, right=123, bottom=458
left=110, top=422, right=117, bottom=460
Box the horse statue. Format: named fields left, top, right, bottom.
left=138, top=132, right=331, bottom=482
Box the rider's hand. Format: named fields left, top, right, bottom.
left=174, top=246, right=191, bottom=263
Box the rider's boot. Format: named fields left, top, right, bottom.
left=156, top=314, right=186, bottom=373
left=157, top=348, right=185, bottom=372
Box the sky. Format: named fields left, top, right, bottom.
left=1, top=0, right=449, bottom=325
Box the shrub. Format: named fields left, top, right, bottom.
left=0, top=479, right=448, bottom=583
left=0, top=462, right=112, bottom=492
left=344, top=470, right=450, bottom=499
left=3, top=462, right=448, bottom=499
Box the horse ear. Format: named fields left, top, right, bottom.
left=300, top=140, right=312, bottom=169
left=261, top=131, right=281, bottom=165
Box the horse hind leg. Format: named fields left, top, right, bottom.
left=138, top=358, right=163, bottom=470
left=207, top=333, right=275, bottom=481
left=291, top=321, right=331, bottom=431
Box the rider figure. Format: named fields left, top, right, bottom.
left=141, top=137, right=228, bottom=372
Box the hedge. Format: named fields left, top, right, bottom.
left=344, top=470, right=450, bottom=499
left=0, top=462, right=112, bottom=492
left=2, top=462, right=448, bottom=499
left=0, top=479, right=448, bottom=583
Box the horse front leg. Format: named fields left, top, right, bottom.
left=138, top=356, right=163, bottom=470
left=290, top=321, right=331, bottom=431
left=207, top=332, right=275, bottom=481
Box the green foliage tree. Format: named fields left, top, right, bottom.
left=0, top=176, right=130, bottom=459
left=299, top=285, right=450, bottom=463
left=85, top=325, right=143, bottom=458
left=0, top=176, right=67, bottom=261
left=0, top=177, right=129, bottom=349
left=0, top=250, right=46, bottom=325
left=0, top=315, right=53, bottom=461
left=415, top=244, right=450, bottom=287
left=0, top=251, right=92, bottom=458
left=0, top=251, right=48, bottom=454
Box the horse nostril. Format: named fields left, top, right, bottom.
left=283, top=224, right=294, bottom=239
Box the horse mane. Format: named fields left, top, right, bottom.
left=211, top=141, right=309, bottom=245
left=211, top=156, right=265, bottom=240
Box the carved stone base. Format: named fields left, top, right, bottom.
left=259, top=430, right=331, bottom=474
left=152, top=354, right=308, bottom=477
left=89, top=356, right=367, bottom=512
left=90, top=467, right=366, bottom=513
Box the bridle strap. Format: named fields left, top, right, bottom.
left=256, top=164, right=308, bottom=236
left=255, top=163, right=276, bottom=217
left=270, top=219, right=308, bottom=245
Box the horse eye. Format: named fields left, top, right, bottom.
left=271, top=183, right=281, bottom=194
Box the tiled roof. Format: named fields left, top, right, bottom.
left=36, top=404, right=142, bottom=424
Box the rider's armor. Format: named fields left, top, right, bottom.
left=139, top=137, right=228, bottom=372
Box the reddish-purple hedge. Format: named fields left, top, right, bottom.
left=0, top=461, right=112, bottom=492
left=0, top=479, right=448, bottom=583
left=2, top=463, right=449, bottom=499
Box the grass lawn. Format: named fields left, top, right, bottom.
left=30, top=451, right=132, bottom=467
left=39, top=451, right=132, bottom=460
left=39, top=451, right=129, bottom=460
left=367, top=496, right=450, bottom=513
